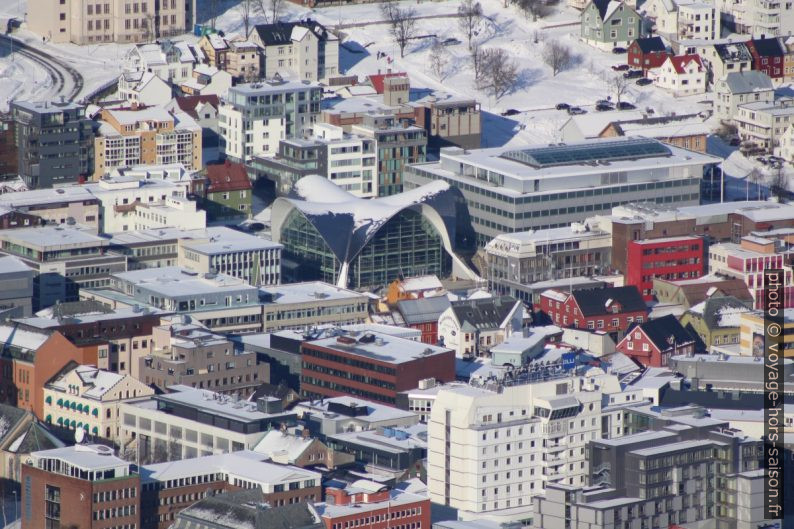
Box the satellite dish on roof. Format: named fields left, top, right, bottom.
left=75, top=428, right=85, bottom=444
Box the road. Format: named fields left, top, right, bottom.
left=0, top=33, right=84, bottom=103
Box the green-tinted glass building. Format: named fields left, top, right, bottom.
left=271, top=175, right=478, bottom=290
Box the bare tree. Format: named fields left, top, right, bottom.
left=208, top=0, right=220, bottom=29
left=476, top=48, right=519, bottom=99
left=771, top=164, right=788, bottom=200
left=542, top=40, right=572, bottom=76
left=515, top=0, right=551, bottom=21
left=384, top=5, right=418, bottom=58
left=255, top=0, right=284, bottom=24
left=457, top=0, right=483, bottom=50
left=606, top=73, right=630, bottom=107
left=471, top=43, right=485, bottom=80
left=428, top=40, right=450, bottom=80
left=237, top=0, right=255, bottom=38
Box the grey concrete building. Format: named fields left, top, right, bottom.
left=0, top=226, right=127, bottom=310
left=533, top=405, right=767, bottom=529
left=0, top=255, right=35, bottom=318
left=405, top=137, right=719, bottom=246
left=139, top=321, right=268, bottom=396
left=11, top=100, right=95, bottom=189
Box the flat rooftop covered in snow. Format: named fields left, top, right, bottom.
left=0, top=226, right=109, bottom=250
left=259, top=281, right=366, bottom=305
left=305, top=331, right=452, bottom=365
left=153, top=385, right=294, bottom=422
left=609, top=200, right=794, bottom=224
left=410, top=137, right=720, bottom=197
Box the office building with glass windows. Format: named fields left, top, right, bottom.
left=404, top=137, right=721, bottom=246
left=271, top=175, right=477, bottom=289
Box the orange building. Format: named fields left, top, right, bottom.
left=0, top=324, right=98, bottom=420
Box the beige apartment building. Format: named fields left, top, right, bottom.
left=93, top=105, right=202, bottom=178
left=27, top=0, right=195, bottom=44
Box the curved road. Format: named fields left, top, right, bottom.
left=0, top=33, right=84, bottom=102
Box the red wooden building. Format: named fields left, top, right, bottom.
left=628, top=37, right=670, bottom=73
left=626, top=236, right=705, bottom=301
left=747, top=37, right=785, bottom=81
left=538, top=286, right=648, bottom=342
left=615, top=314, right=696, bottom=367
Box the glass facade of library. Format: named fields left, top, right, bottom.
left=280, top=208, right=449, bottom=288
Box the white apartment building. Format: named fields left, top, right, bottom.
left=252, top=21, right=340, bottom=83
left=713, top=71, right=775, bottom=123
left=777, top=123, right=794, bottom=161
left=219, top=80, right=323, bottom=163
left=715, top=0, right=794, bottom=36
left=43, top=363, right=154, bottom=444
left=131, top=195, right=206, bottom=232
left=123, top=41, right=206, bottom=85
left=316, top=123, right=377, bottom=197
left=179, top=226, right=282, bottom=286
left=643, top=0, right=720, bottom=41
left=118, top=71, right=172, bottom=107
left=27, top=0, right=195, bottom=44
left=736, top=97, right=794, bottom=150
left=427, top=369, right=646, bottom=524
left=649, top=54, right=708, bottom=96
left=180, top=65, right=233, bottom=97
left=85, top=176, right=203, bottom=233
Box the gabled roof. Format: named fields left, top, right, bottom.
left=397, top=296, right=452, bottom=325
left=175, top=95, right=220, bottom=117
left=449, top=296, right=520, bottom=332
left=633, top=36, right=666, bottom=54
left=749, top=37, right=785, bottom=57
left=629, top=314, right=694, bottom=351
left=590, top=0, right=612, bottom=19
left=367, top=72, right=408, bottom=94
left=254, top=20, right=334, bottom=47
left=571, top=286, right=646, bottom=317
left=687, top=296, right=750, bottom=329
left=668, top=54, right=703, bottom=74
left=669, top=276, right=753, bottom=305
left=206, top=160, right=252, bottom=192
left=720, top=71, right=774, bottom=94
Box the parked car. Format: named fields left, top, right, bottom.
left=595, top=103, right=614, bottom=111
left=617, top=102, right=636, bottom=110
left=567, top=106, right=587, bottom=115
left=555, top=103, right=571, bottom=110
left=757, top=156, right=769, bottom=165
left=442, top=37, right=462, bottom=46
left=611, top=64, right=630, bottom=71
left=729, top=137, right=741, bottom=147
left=501, top=109, right=521, bottom=116
left=612, top=47, right=627, bottom=54
left=623, top=69, right=643, bottom=79
left=636, top=77, right=653, bottom=86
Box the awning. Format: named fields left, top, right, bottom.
left=70, top=402, right=77, bottom=410
left=63, top=400, right=70, bottom=409
left=92, top=426, right=98, bottom=434
left=83, top=424, right=89, bottom=431
left=45, top=396, right=52, bottom=405
left=69, top=419, right=76, bottom=428
left=92, top=408, right=99, bottom=417
left=56, top=417, right=63, bottom=425
left=56, top=398, right=63, bottom=407
left=76, top=404, right=83, bottom=413
left=45, top=415, right=51, bottom=423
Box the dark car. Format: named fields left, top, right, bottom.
left=611, top=64, right=630, bottom=71
left=555, top=103, right=570, bottom=110
left=567, top=106, right=587, bottom=115
left=595, top=103, right=613, bottom=111
left=729, top=137, right=741, bottom=146
left=623, top=69, right=643, bottom=79
left=612, top=47, right=627, bottom=54
left=501, top=109, right=521, bottom=116
left=617, top=102, right=636, bottom=110
left=636, top=77, right=653, bottom=86
left=442, top=37, right=462, bottom=46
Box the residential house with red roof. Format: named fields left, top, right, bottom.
left=538, top=286, right=648, bottom=342
left=615, top=314, right=697, bottom=367
left=747, top=37, right=786, bottom=83
left=649, top=54, right=706, bottom=96
left=203, top=160, right=253, bottom=221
